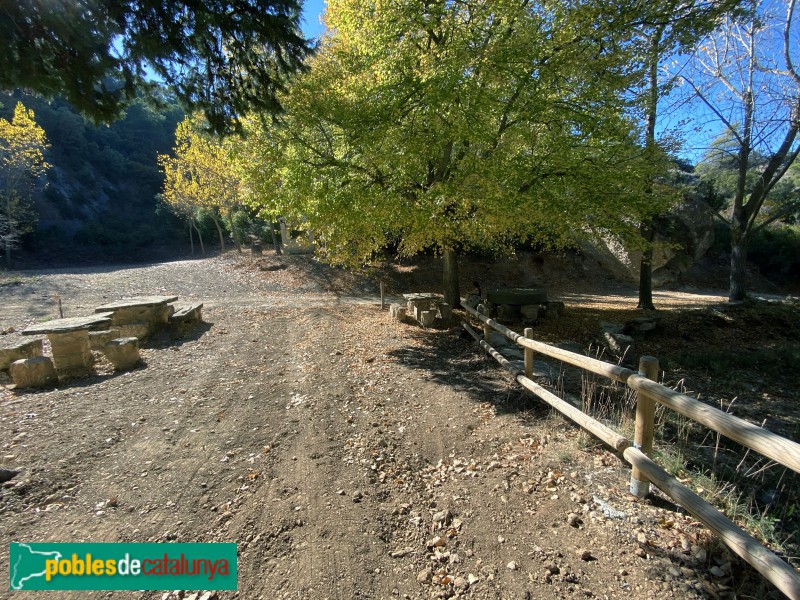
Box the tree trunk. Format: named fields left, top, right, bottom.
left=637, top=224, right=656, bottom=310
left=443, top=248, right=460, bottom=309
left=729, top=216, right=748, bottom=302
left=188, top=222, right=194, bottom=255
left=228, top=209, right=242, bottom=253
left=272, top=222, right=282, bottom=256
left=4, top=194, right=13, bottom=268
left=193, top=220, right=206, bottom=256
left=637, top=29, right=662, bottom=312
left=209, top=213, right=225, bottom=252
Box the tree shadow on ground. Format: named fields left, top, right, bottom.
left=386, top=322, right=557, bottom=419
left=148, top=321, right=213, bottom=349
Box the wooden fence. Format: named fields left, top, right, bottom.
left=461, top=302, right=800, bottom=600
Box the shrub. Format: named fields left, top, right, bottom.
left=749, top=225, right=800, bottom=283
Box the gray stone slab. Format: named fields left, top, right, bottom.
left=486, top=288, right=548, bottom=305
left=95, top=296, right=178, bottom=311
left=22, top=314, right=113, bottom=335
left=402, top=293, right=441, bottom=301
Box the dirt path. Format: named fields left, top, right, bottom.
left=0, top=256, right=780, bottom=599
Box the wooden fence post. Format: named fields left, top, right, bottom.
left=524, top=327, right=534, bottom=379
left=476, top=305, right=491, bottom=341
left=630, top=355, right=659, bottom=498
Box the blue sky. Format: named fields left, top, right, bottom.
left=301, top=0, right=327, bottom=40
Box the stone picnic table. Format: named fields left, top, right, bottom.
left=95, top=295, right=178, bottom=337
left=22, top=313, right=114, bottom=373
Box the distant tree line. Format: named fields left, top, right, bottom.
left=0, top=91, right=187, bottom=264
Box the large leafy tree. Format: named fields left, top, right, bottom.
left=0, top=102, right=49, bottom=267
left=683, top=0, right=800, bottom=301
left=0, top=0, right=311, bottom=134
left=159, top=116, right=246, bottom=251
left=242, top=0, right=659, bottom=307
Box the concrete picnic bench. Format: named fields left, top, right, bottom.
left=22, top=313, right=113, bottom=374
left=95, top=295, right=178, bottom=338
left=390, top=293, right=453, bottom=327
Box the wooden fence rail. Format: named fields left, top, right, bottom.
left=460, top=302, right=800, bottom=600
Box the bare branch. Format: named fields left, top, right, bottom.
left=785, top=0, right=800, bottom=86
left=679, top=76, right=743, bottom=145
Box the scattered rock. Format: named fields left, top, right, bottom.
left=709, top=565, right=726, bottom=578
left=417, top=567, right=432, bottom=583
left=453, top=576, right=469, bottom=591
left=506, top=561, right=518, bottom=571
left=432, top=509, right=451, bottom=524
left=577, top=549, right=593, bottom=561
left=544, top=562, right=560, bottom=575
left=0, top=468, right=20, bottom=483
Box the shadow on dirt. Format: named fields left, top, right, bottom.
left=386, top=322, right=554, bottom=418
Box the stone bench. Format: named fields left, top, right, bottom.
left=0, top=338, right=43, bottom=370
left=398, top=294, right=453, bottom=327
left=104, top=337, right=141, bottom=371
left=88, top=329, right=122, bottom=350
left=95, top=296, right=178, bottom=337
left=170, top=303, right=203, bottom=324
left=481, top=288, right=564, bottom=324
left=10, top=356, right=57, bottom=388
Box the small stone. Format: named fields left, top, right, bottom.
left=453, top=576, right=469, bottom=590
left=0, top=468, right=20, bottom=483
left=577, top=549, right=593, bottom=561
left=426, top=536, right=446, bottom=548
left=352, top=490, right=363, bottom=502
left=417, top=567, right=432, bottom=583
left=709, top=566, right=726, bottom=578
left=544, top=562, right=560, bottom=574
left=691, top=545, right=707, bottom=561
left=432, top=509, right=451, bottom=524
left=467, top=574, right=479, bottom=586
left=636, top=532, right=648, bottom=544
left=634, top=547, right=646, bottom=558
left=497, top=535, right=506, bottom=543
left=506, top=561, right=518, bottom=571
left=567, top=513, right=581, bottom=527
